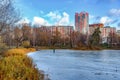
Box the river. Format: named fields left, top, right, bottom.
left=28, top=49, right=120, bottom=80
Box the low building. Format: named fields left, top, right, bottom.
left=100, top=26, right=116, bottom=43
left=41, top=26, right=74, bottom=38
left=117, top=30, right=120, bottom=36
left=89, top=23, right=104, bottom=35
left=89, top=24, right=116, bottom=43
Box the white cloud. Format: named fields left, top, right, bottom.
left=33, top=16, right=50, bottom=26
left=109, top=9, right=120, bottom=16
left=100, top=16, right=113, bottom=25
left=58, top=12, right=70, bottom=25
left=31, top=11, right=71, bottom=26
left=46, top=11, right=70, bottom=25
left=46, top=11, right=61, bottom=20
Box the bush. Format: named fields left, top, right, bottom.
left=0, top=36, right=8, bottom=53
left=22, top=41, right=30, bottom=48
left=0, top=56, right=44, bottom=80
left=101, top=43, right=109, bottom=48
left=0, top=43, right=8, bottom=53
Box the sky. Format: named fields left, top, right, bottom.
left=16, top=0, right=120, bottom=29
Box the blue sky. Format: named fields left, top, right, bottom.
left=16, top=0, right=120, bottom=29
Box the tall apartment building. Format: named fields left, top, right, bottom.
left=75, top=12, right=89, bottom=34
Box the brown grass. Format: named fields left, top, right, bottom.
left=0, top=48, right=44, bottom=80
left=0, top=56, right=44, bottom=80
left=4, top=48, right=36, bottom=57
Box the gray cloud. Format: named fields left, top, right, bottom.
left=94, top=16, right=101, bottom=23
left=95, top=16, right=101, bottom=20
left=111, top=19, right=119, bottom=24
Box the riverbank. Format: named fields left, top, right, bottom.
left=35, top=46, right=102, bottom=51
left=35, top=46, right=120, bottom=51
left=0, top=48, right=44, bottom=80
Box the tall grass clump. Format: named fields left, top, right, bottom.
left=0, top=56, right=44, bottom=80
left=0, top=48, right=44, bottom=80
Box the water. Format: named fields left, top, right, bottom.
left=28, top=50, right=120, bottom=80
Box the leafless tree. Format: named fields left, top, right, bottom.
left=13, top=27, right=23, bottom=48
left=0, top=0, right=20, bottom=32
left=0, top=0, right=21, bottom=48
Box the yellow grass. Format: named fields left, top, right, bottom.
left=0, top=56, right=44, bottom=80
left=4, top=48, right=36, bottom=57
left=0, top=48, right=44, bottom=80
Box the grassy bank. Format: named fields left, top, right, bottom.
left=0, top=48, right=44, bottom=80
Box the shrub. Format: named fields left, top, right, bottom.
left=0, top=43, right=7, bottom=53
left=0, top=56, right=44, bottom=80
left=22, top=41, right=30, bottom=48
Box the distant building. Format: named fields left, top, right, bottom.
left=101, top=26, right=116, bottom=38
left=117, top=30, right=120, bottom=36
left=89, top=24, right=116, bottom=43
left=75, top=12, right=89, bottom=34
left=41, top=26, right=74, bottom=38
left=100, top=26, right=116, bottom=43
left=89, top=23, right=104, bottom=35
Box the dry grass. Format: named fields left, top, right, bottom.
left=0, top=56, right=44, bottom=80
left=4, top=48, right=36, bottom=57
left=0, top=48, right=44, bottom=80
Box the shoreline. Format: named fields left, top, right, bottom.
left=35, top=48, right=120, bottom=51
left=34, top=46, right=120, bottom=51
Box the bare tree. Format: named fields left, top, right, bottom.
left=0, top=0, right=21, bottom=48
left=0, top=0, right=20, bottom=32
left=14, top=27, right=23, bottom=48
left=21, top=24, right=32, bottom=41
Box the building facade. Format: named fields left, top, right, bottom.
left=89, top=24, right=116, bottom=43
left=117, top=30, right=120, bottom=36
left=100, top=27, right=116, bottom=43
left=75, top=12, right=89, bottom=34
left=89, top=23, right=104, bottom=35
left=40, top=26, right=74, bottom=38
left=50, top=26, right=73, bottom=38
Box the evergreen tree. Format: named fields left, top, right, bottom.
left=89, top=27, right=101, bottom=46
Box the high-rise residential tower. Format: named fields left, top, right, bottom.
left=75, top=12, right=89, bottom=34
